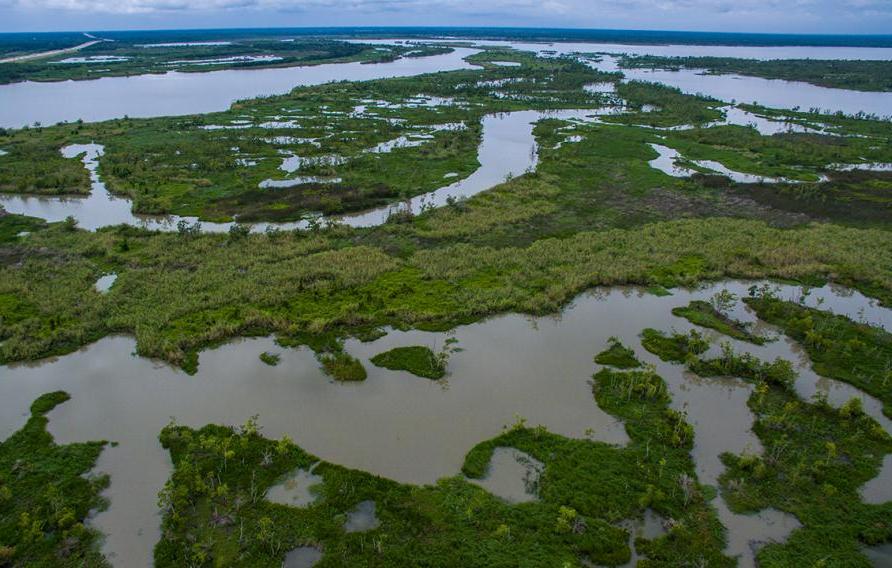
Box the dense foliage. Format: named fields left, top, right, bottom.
left=0, top=392, right=109, bottom=567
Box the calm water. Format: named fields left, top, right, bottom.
left=0, top=47, right=479, bottom=128
left=1, top=280, right=889, bottom=567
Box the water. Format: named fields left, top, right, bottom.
left=282, top=546, right=323, bottom=568
left=0, top=48, right=479, bottom=128
left=266, top=465, right=323, bottom=508
left=360, top=39, right=892, bottom=116
left=647, top=143, right=793, bottom=184
left=0, top=109, right=612, bottom=232
left=94, top=273, right=117, bottom=294
left=864, top=543, right=892, bottom=567
left=1, top=280, right=888, bottom=567
left=860, top=454, right=892, bottom=505
left=470, top=447, right=543, bottom=503
left=343, top=500, right=380, bottom=533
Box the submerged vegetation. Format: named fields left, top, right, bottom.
left=0, top=392, right=109, bottom=567
left=319, top=351, right=367, bottom=382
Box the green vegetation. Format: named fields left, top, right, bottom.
left=0, top=48, right=615, bottom=220
left=745, top=289, right=892, bottom=418
left=0, top=392, right=109, bottom=567
left=320, top=351, right=367, bottom=381
left=259, top=351, right=280, bottom=366
left=687, top=342, right=797, bottom=388
left=640, top=328, right=710, bottom=363
left=370, top=345, right=446, bottom=379
left=154, top=362, right=732, bottom=566
left=717, top=361, right=892, bottom=566
left=621, top=55, right=892, bottom=92
left=594, top=336, right=641, bottom=368
left=672, top=293, right=767, bottom=344
left=0, top=212, right=46, bottom=243
left=4, top=43, right=892, bottom=567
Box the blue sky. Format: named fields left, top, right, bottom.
left=1, top=0, right=891, bottom=34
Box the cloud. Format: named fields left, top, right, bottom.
left=1, top=0, right=890, bottom=33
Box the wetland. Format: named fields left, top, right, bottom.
left=1, top=29, right=892, bottom=568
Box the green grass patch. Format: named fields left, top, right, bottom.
left=745, top=293, right=892, bottom=418
left=0, top=392, right=109, bottom=566
left=640, top=328, right=710, bottom=363
left=594, top=337, right=641, bottom=369
left=672, top=299, right=766, bottom=344
left=319, top=351, right=367, bottom=382
left=259, top=351, right=280, bottom=366
left=370, top=345, right=446, bottom=379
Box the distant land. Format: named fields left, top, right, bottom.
left=2, top=26, right=892, bottom=54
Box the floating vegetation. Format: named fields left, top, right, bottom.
left=640, top=328, right=710, bottom=363
left=319, top=352, right=367, bottom=382
left=370, top=345, right=446, bottom=379
left=259, top=351, right=281, bottom=366
left=594, top=336, right=642, bottom=369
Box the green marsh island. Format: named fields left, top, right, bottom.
left=1, top=25, right=892, bottom=568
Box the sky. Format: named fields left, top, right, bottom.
left=1, top=0, right=891, bottom=34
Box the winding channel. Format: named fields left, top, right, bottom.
left=0, top=108, right=613, bottom=232
left=1, top=281, right=890, bottom=567
left=2, top=39, right=892, bottom=568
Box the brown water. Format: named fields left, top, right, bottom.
left=470, top=447, right=544, bottom=503
left=0, top=280, right=889, bottom=567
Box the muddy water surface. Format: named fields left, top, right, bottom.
left=1, top=280, right=890, bottom=567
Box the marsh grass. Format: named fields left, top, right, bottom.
left=745, top=293, right=892, bottom=418
left=672, top=299, right=767, bottom=345
left=154, top=364, right=732, bottom=566
left=319, top=351, right=367, bottom=382
left=594, top=337, right=642, bottom=369
left=370, top=345, right=445, bottom=379
left=0, top=392, right=109, bottom=566
left=640, top=328, right=710, bottom=363
left=716, top=361, right=892, bottom=566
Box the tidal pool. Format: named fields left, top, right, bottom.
left=1, top=280, right=888, bottom=567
